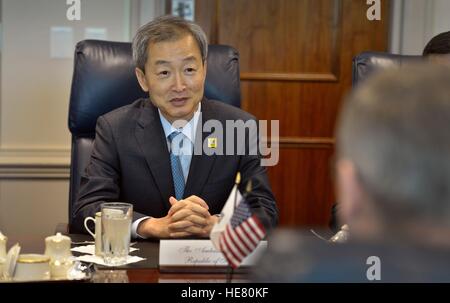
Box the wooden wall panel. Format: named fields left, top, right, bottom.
left=219, top=0, right=339, bottom=75
left=241, top=81, right=342, bottom=137
left=195, top=0, right=390, bottom=227
left=194, top=0, right=217, bottom=42
left=268, top=147, right=335, bottom=227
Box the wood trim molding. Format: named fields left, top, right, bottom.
left=279, top=137, right=335, bottom=148
left=240, top=72, right=338, bottom=82
left=0, top=137, right=334, bottom=179
left=0, top=167, right=69, bottom=179
left=0, top=148, right=70, bottom=179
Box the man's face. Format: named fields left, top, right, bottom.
left=135, top=34, right=207, bottom=123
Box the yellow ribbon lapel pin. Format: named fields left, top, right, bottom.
left=207, top=137, right=217, bottom=148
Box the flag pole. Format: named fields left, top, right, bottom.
left=234, top=172, right=241, bottom=209
left=227, top=172, right=241, bottom=283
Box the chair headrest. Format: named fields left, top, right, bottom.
left=352, top=51, right=422, bottom=86
left=68, top=40, right=241, bottom=135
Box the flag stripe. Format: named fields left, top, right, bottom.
left=231, top=225, right=252, bottom=255
left=235, top=225, right=255, bottom=252
left=219, top=236, right=238, bottom=268
left=224, top=226, right=245, bottom=261
left=248, top=216, right=266, bottom=239
left=241, top=221, right=259, bottom=246
left=221, top=231, right=240, bottom=268
left=237, top=224, right=258, bottom=249
left=225, top=225, right=248, bottom=258
left=251, top=215, right=266, bottom=235
left=219, top=237, right=238, bottom=268
left=223, top=229, right=242, bottom=263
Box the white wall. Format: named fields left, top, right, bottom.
left=1, top=0, right=129, bottom=152
left=390, top=0, right=450, bottom=55
left=0, top=0, right=168, bottom=239
left=0, top=0, right=131, bottom=238
left=0, top=180, right=68, bottom=236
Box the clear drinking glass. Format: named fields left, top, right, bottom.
left=101, top=202, right=133, bottom=266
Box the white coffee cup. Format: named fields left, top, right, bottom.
left=84, top=212, right=102, bottom=256
left=14, top=254, right=50, bottom=281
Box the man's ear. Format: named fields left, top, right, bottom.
left=336, top=159, right=363, bottom=225
left=135, top=67, right=149, bottom=92
left=336, top=158, right=384, bottom=240
left=202, top=60, right=207, bottom=81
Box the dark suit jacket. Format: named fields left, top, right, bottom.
left=71, top=97, right=278, bottom=234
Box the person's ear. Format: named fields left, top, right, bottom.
left=135, top=67, right=149, bottom=92
left=336, top=159, right=362, bottom=224
left=202, top=60, right=207, bottom=81
left=337, top=158, right=385, bottom=240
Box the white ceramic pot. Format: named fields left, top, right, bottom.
left=14, top=254, right=50, bottom=281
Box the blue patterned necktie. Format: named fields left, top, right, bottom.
left=168, top=131, right=185, bottom=200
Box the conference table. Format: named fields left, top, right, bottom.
left=7, top=233, right=248, bottom=283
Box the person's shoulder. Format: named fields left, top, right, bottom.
left=203, top=98, right=256, bottom=121
left=254, top=229, right=450, bottom=282
left=100, top=98, right=148, bottom=124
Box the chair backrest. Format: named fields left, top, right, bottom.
left=352, top=51, right=422, bottom=86
left=68, top=40, right=241, bottom=229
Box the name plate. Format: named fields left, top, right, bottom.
left=159, top=240, right=267, bottom=271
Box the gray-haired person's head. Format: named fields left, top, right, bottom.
left=336, top=64, right=450, bottom=227
left=132, top=15, right=208, bottom=72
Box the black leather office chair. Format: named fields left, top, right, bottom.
left=352, top=51, right=422, bottom=86
left=67, top=39, right=241, bottom=232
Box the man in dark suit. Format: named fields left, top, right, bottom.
left=72, top=15, right=278, bottom=238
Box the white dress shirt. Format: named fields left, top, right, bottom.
left=131, top=103, right=201, bottom=238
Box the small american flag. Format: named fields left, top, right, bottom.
left=218, top=192, right=266, bottom=268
